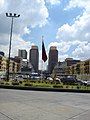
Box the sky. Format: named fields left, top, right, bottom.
left=0, top=0, right=90, bottom=69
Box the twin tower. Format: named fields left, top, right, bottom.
left=18, top=46, right=58, bottom=73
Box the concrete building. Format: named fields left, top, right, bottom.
left=48, top=46, right=58, bottom=74
left=0, top=55, right=7, bottom=73
left=65, top=59, right=90, bottom=80
left=29, top=46, right=39, bottom=72
left=10, top=57, right=21, bottom=73
left=0, top=54, right=20, bottom=75
left=65, top=58, right=80, bottom=66
left=18, top=49, right=27, bottom=59
left=20, top=59, right=34, bottom=74
left=53, top=61, right=67, bottom=76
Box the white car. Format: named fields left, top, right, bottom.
left=86, top=81, right=90, bottom=86
left=47, top=77, right=53, bottom=81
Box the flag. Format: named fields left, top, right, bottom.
left=42, top=40, right=47, bottom=62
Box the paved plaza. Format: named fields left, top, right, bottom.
left=0, top=89, right=90, bottom=120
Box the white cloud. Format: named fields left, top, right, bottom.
left=0, top=0, right=4, bottom=7
left=56, top=12, right=90, bottom=42
left=0, top=34, right=31, bottom=57
left=0, top=0, right=7, bottom=13
left=72, top=42, right=90, bottom=60
left=65, top=0, right=90, bottom=12
left=56, top=0, right=90, bottom=61
left=48, top=39, right=90, bottom=62
left=24, top=27, right=31, bottom=34
left=56, top=23, right=76, bottom=41
left=0, top=0, right=49, bottom=34
left=46, top=0, right=61, bottom=5
left=0, top=0, right=49, bottom=60
left=48, top=41, right=71, bottom=54
left=58, top=54, right=69, bottom=62
left=59, top=0, right=90, bottom=42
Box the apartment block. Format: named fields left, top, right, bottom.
left=66, top=59, right=90, bottom=75
left=0, top=55, right=20, bottom=74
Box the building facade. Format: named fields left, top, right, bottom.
left=0, top=55, right=20, bottom=75
left=18, top=49, right=27, bottom=59
left=29, top=46, right=39, bottom=72
left=48, top=46, right=58, bottom=74
left=53, top=61, right=67, bottom=76
left=20, top=59, right=34, bottom=73
left=65, top=59, right=90, bottom=80
left=65, top=58, right=80, bottom=66
left=0, top=55, right=7, bottom=73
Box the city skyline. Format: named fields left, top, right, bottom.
left=0, top=0, right=90, bottom=70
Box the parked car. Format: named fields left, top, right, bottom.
left=31, top=76, right=40, bottom=80
left=30, top=73, right=40, bottom=80
left=61, top=77, right=77, bottom=85
left=86, top=81, right=90, bottom=86
left=47, top=77, right=53, bottom=81
left=0, top=75, right=6, bottom=80
left=15, top=75, right=24, bottom=81
left=76, top=79, right=89, bottom=86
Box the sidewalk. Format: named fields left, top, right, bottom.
left=0, top=89, right=90, bottom=120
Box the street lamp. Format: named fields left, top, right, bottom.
left=6, top=13, right=20, bottom=81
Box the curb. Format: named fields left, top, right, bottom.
left=0, top=85, right=90, bottom=93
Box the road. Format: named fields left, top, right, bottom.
left=0, top=89, right=90, bottom=120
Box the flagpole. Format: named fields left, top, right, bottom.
left=41, top=58, right=43, bottom=81
left=41, top=59, right=43, bottom=81
left=41, top=36, right=43, bottom=81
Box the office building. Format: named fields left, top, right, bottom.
left=53, top=61, right=67, bottom=76
left=65, top=58, right=80, bottom=66
left=20, top=59, right=34, bottom=74
left=29, top=46, right=39, bottom=72
left=18, top=49, right=27, bottom=59
left=48, top=46, right=58, bottom=73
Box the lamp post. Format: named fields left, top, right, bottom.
left=6, top=13, right=20, bottom=81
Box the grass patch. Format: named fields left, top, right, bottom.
left=33, top=82, right=53, bottom=88
left=0, top=79, right=90, bottom=90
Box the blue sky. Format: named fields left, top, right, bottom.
left=22, top=0, right=83, bottom=47
left=0, top=0, right=90, bottom=69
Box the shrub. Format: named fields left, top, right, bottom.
left=5, top=82, right=10, bottom=85
left=53, top=85, right=63, bottom=88
left=71, top=86, right=73, bottom=89
left=77, top=86, right=80, bottom=89
left=24, top=83, right=32, bottom=86
left=0, top=82, right=4, bottom=85
left=34, top=84, right=51, bottom=88
left=42, top=81, right=44, bottom=83
left=45, top=81, right=48, bottom=84
left=66, top=85, right=69, bottom=88
left=12, top=82, right=19, bottom=85
left=37, top=80, right=40, bottom=83
left=19, top=81, right=22, bottom=84
left=24, top=80, right=27, bottom=82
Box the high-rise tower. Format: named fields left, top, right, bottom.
left=48, top=46, right=58, bottom=73
left=29, top=46, right=39, bottom=72
left=18, top=49, right=27, bottom=59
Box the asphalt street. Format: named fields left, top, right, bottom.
left=0, top=89, right=90, bottom=120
